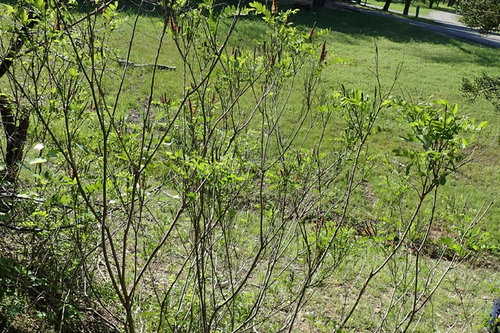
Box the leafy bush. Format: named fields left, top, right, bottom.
left=461, top=73, right=500, bottom=111
left=459, top=0, right=500, bottom=33
left=0, top=0, right=492, bottom=331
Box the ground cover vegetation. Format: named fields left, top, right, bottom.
left=0, top=0, right=498, bottom=332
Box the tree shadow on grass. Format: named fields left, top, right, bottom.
left=61, top=0, right=499, bottom=68
left=285, top=5, right=499, bottom=67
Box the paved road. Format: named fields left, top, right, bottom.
left=325, top=1, right=500, bottom=48
left=424, top=10, right=463, bottom=26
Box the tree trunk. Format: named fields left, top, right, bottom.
left=0, top=10, right=37, bottom=213
left=382, top=0, right=392, bottom=11
left=0, top=95, right=30, bottom=212
left=403, top=0, right=411, bottom=15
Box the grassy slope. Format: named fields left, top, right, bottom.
left=105, top=7, right=500, bottom=330
left=285, top=8, right=500, bottom=330
left=13, top=3, right=480, bottom=331
left=109, top=4, right=499, bottom=242
left=289, top=5, right=500, bottom=241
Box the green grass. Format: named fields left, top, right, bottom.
left=105, top=0, right=499, bottom=256
left=300, top=253, right=499, bottom=332
left=288, top=5, right=500, bottom=239
left=109, top=0, right=500, bottom=306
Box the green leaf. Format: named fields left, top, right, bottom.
left=434, top=99, right=448, bottom=107
left=249, top=2, right=269, bottom=16
left=28, top=158, right=47, bottom=165
left=380, top=99, right=392, bottom=107
left=83, top=182, right=103, bottom=194
left=75, top=142, right=90, bottom=154
left=18, top=8, right=29, bottom=25
left=440, top=237, right=453, bottom=246
left=34, top=0, right=45, bottom=11
left=354, top=89, right=362, bottom=102
left=5, top=5, right=15, bottom=14
left=68, top=68, right=79, bottom=77
left=430, top=120, right=444, bottom=129
left=477, top=121, right=488, bottom=130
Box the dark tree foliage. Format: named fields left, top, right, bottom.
left=459, top=0, right=500, bottom=33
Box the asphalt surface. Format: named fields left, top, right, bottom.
left=424, top=10, right=462, bottom=26
left=325, top=1, right=500, bottom=48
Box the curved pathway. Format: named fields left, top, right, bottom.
left=424, top=10, right=463, bottom=26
